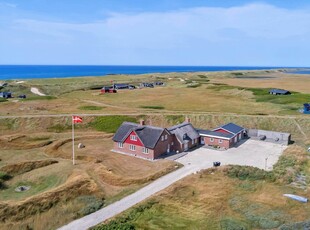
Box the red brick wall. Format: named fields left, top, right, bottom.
left=153, top=130, right=173, bottom=158
left=113, top=142, right=155, bottom=160
left=203, top=136, right=230, bottom=149
left=170, top=135, right=199, bottom=152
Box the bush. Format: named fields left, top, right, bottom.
left=220, top=218, right=249, bottom=230
left=90, top=116, right=137, bottom=133
left=0, top=171, right=12, bottom=181
left=47, top=124, right=71, bottom=133
left=77, top=196, right=104, bottom=217
left=93, top=200, right=157, bottom=230
left=225, top=165, right=275, bottom=181
left=139, top=105, right=165, bottom=110
left=279, top=220, right=310, bottom=230
left=25, top=96, right=57, bottom=101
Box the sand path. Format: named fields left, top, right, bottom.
left=30, top=87, right=46, bottom=96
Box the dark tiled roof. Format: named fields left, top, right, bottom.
left=197, top=129, right=233, bottom=139
left=269, top=89, right=290, bottom=94
left=112, top=122, right=164, bottom=149
left=168, top=122, right=200, bottom=144
left=213, top=123, right=244, bottom=135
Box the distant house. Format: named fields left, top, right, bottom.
left=303, top=103, right=310, bottom=114
left=198, top=123, right=246, bottom=149
left=113, top=83, right=129, bottom=90
left=168, top=119, right=200, bottom=152
left=0, top=92, right=12, bottom=98
left=112, top=120, right=172, bottom=160
left=140, top=83, right=154, bottom=88
left=269, top=89, right=291, bottom=95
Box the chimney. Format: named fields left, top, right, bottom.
left=139, top=119, right=145, bottom=126
left=185, top=117, right=191, bottom=123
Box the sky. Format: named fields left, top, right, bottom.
left=1, top=0, right=310, bottom=66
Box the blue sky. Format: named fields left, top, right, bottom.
left=1, top=1, right=310, bottom=66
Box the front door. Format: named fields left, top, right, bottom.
left=184, top=143, right=188, bottom=151
left=167, top=144, right=170, bottom=153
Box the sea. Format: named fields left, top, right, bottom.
left=0, top=65, right=305, bottom=80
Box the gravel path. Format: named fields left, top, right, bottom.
left=58, top=165, right=201, bottom=230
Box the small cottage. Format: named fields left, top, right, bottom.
left=198, top=123, right=245, bottom=149
left=269, top=89, right=291, bottom=95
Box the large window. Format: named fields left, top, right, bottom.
left=129, top=144, right=136, bottom=151
left=142, top=147, right=149, bottom=154
left=130, top=135, right=137, bottom=141
left=118, top=142, right=124, bottom=148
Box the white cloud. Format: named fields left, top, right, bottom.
left=2, top=3, right=310, bottom=65
left=0, top=2, right=17, bottom=8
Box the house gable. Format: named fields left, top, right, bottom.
left=124, top=130, right=144, bottom=147
left=213, top=128, right=232, bottom=135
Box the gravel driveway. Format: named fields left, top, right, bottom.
left=176, top=139, right=287, bottom=171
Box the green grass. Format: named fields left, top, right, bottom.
left=78, top=105, right=104, bottom=111
left=90, top=115, right=138, bottom=133
left=0, top=175, right=63, bottom=201
left=139, top=105, right=165, bottom=110
left=76, top=196, right=104, bottom=217
left=0, top=171, right=12, bottom=181
left=0, top=98, right=7, bottom=102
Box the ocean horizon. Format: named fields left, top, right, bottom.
left=0, top=65, right=306, bottom=80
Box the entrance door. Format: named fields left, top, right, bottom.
left=201, top=138, right=205, bottom=145
left=184, top=143, right=188, bottom=151
left=167, top=144, right=170, bottom=153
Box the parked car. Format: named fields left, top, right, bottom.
left=213, top=161, right=221, bottom=167
left=18, top=94, right=26, bottom=99
left=154, top=81, right=164, bottom=86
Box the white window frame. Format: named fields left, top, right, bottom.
left=192, top=140, right=194, bottom=145
left=165, top=134, right=168, bottom=140
left=129, top=144, right=136, bottom=151
left=142, top=147, right=149, bottom=154
left=161, top=136, right=164, bottom=141
left=171, top=142, right=174, bottom=146
left=118, top=142, right=124, bottom=148
left=219, top=139, right=223, bottom=143
left=130, top=135, right=137, bottom=141
left=210, top=138, right=214, bottom=142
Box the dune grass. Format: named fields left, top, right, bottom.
left=78, top=105, right=104, bottom=111
left=139, top=105, right=165, bottom=110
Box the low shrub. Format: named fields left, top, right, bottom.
left=139, top=105, right=165, bottom=110
left=93, top=200, right=157, bottom=230
left=90, top=116, right=137, bottom=133
left=0, top=171, right=12, bottom=181
left=220, top=217, right=249, bottom=230
left=25, top=96, right=57, bottom=101
left=279, top=220, right=310, bottom=230
left=225, top=165, right=275, bottom=181
left=77, top=196, right=104, bottom=217
left=187, top=83, right=201, bottom=88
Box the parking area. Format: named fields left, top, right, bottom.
left=176, top=139, right=287, bottom=171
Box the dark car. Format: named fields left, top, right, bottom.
left=154, top=81, right=164, bottom=86
left=213, top=161, right=221, bottom=167
left=18, top=94, right=26, bottom=99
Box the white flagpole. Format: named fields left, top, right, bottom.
left=72, top=116, right=75, bottom=165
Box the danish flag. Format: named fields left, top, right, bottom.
left=72, top=116, right=83, bottom=124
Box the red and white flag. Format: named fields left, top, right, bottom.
left=72, top=115, right=83, bottom=124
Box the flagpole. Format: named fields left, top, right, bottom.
left=72, top=115, right=75, bottom=165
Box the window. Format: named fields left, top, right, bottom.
left=118, top=142, right=124, bottom=148
left=129, top=145, right=136, bottom=151
left=142, top=147, right=149, bottom=154
left=165, top=134, right=168, bottom=140
left=219, top=139, right=223, bottom=143
left=192, top=140, right=194, bottom=145
left=161, top=136, right=164, bottom=141
left=210, top=138, right=214, bottom=142
left=171, top=142, right=174, bottom=146
left=130, top=135, right=137, bottom=141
